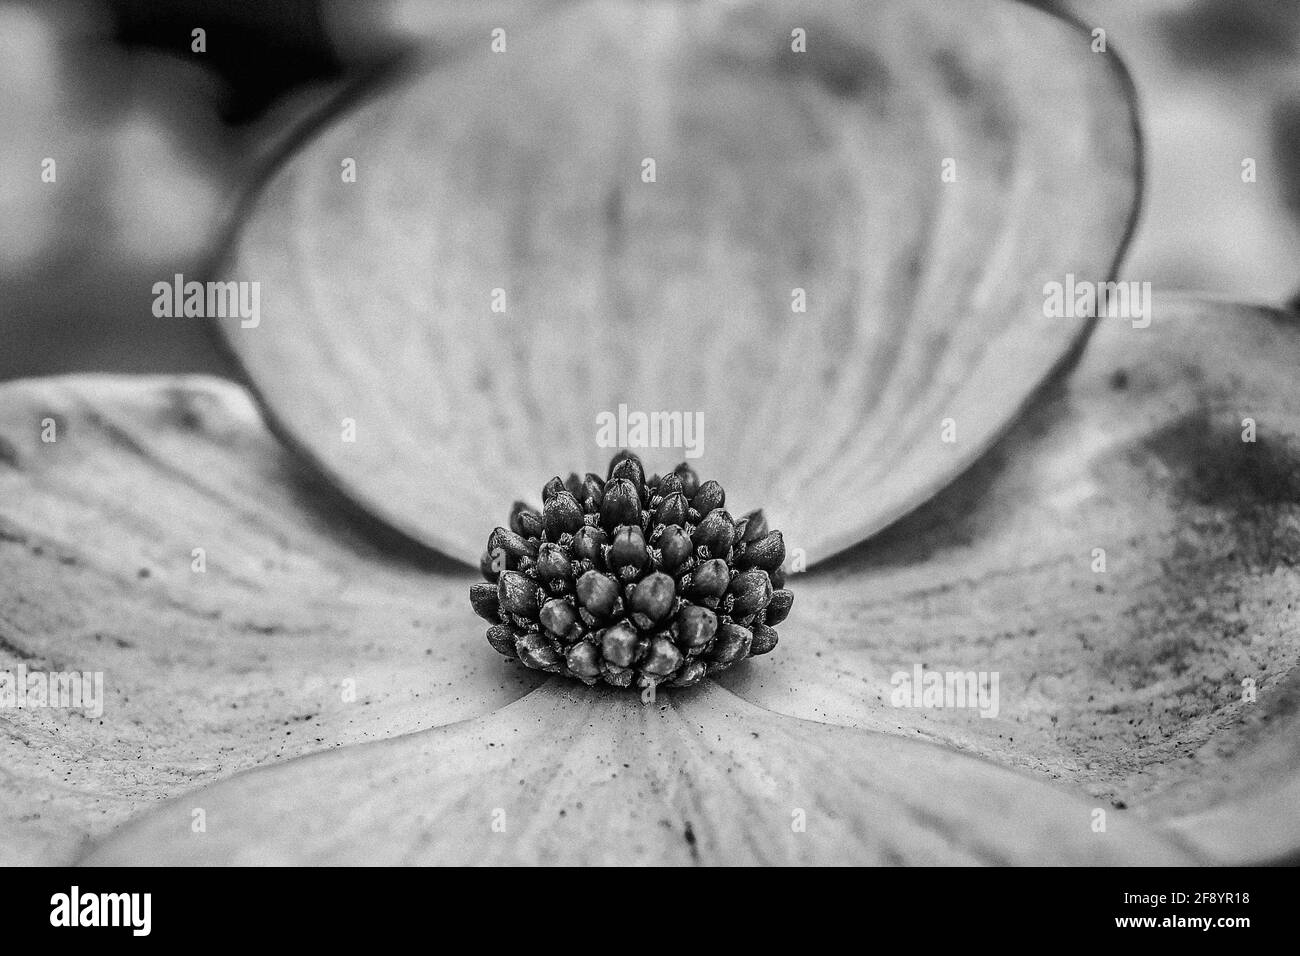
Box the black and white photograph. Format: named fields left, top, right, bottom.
left=0, top=0, right=1297, bottom=910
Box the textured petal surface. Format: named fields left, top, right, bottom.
left=718, top=296, right=1300, bottom=862
left=218, top=0, right=1141, bottom=567
left=0, top=376, right=540, bottom=865
left=83, top=681, right=1192, bottom=865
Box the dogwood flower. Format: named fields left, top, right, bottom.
left=1, top=0, right=1296, bottom=865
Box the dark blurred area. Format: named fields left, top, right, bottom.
left=0, top=0, right=408, bottom=381
left=1, top=0, right=1298, bottom=382
left=111, top=0, right=342, bottom=121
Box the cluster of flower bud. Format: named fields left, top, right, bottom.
left=470, top=452, right=793, bottom=690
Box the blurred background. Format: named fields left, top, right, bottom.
left=1, top=0, right=1298, bottom=382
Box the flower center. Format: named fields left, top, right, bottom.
left=470, top=453, right=794, bottom=691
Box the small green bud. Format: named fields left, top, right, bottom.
left=540, top=598, right=579, bottom=638
left=676, top=604, right=717, bottom=649
left=749, top=622, right=779, bottom=656
left=579, top=473, right=605, bottom=510
left=692, top=508, right=734, bottom=558
left=641, top=635, right=683, bottom=676
left=629, top=571, right=676, bottom=628
left=766, top=589, right=794, bottom=625
left=600, top=478, right=642, bottom=529
left=489, top=527, right=537, bottom=561
left=654, top=491, right=690, bottom=527
left=740, top=509, right=768, bottom=543
left=729, top=568, right=773, bottom=619
left=576, top=570, right=619, bottom=618
left=571, top=525, right=608, bottom=562
left=609, top=524, right=649, bottom=572
left=543, top=490, right=585, bottom=538
left=536, top=542, right=572, bottom=582
left=516, top=632, right=563, bottom=671
left=740, top=530, right=785, bottom=571
left=657, top=473, right=684, bottom=496
left=709, top=622, right=752, bottom=664
left=671, top=659, right=708, bottom=687
left=509, top=501, right=543, bottom=538
left=692, top=479, right=725, bottom=514
left=609, top=455, right=646, bottom=496
left=606, top=450, right=642, bottom=480
left=657, top=525, right=693, bottom=571
left=485, top=624, right=517, bottom=656
left=565, top=641, right=602, bottom=681
left=601, top=623, right=640, bottom=667
left=688, top=558, right=731, bottom=599
left=673, top=462, right=700, bottom=499
left=497, top=570, right=539, bottom=617
left=469, top=582, right=500, bottom=622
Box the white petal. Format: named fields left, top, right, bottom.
left=218, top=0, right=1140, bottom=566
left=83, top=681, right=1191, bottom=865
left=720, top=296, right=1300, bottom=863
left=0, top=376, right=542, bottom=864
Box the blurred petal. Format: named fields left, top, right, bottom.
left=219, top=0, right=1140, bottom=566
left=324, top=0, right=572, bottom=61
left=0, top=376, right=542, bottom=865
left=719, top=296, right=1300, bottom=862
left=83, top=681, right=1191, bottom=865
left=1088, top=3, right=1300, bottom=302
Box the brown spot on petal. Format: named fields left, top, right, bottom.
left=932, top=48, right=975, bottom=100
left=1144, top=410, right=1300, bottom=514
